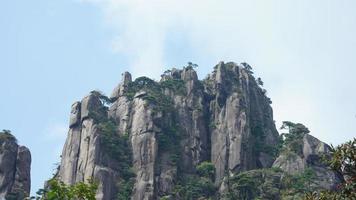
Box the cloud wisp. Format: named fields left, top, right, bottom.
left=78, top=0, right=356, bottom=144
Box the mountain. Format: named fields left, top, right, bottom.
left=0, top=130, right=31, bottom=200
left=56, top=62, right=342, bottom=200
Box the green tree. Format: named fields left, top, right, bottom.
left=280, top=121, right=310, bottom=155
left=304, top=138, right=356, bottom=199
left=196, top=161, right=215, bottom=180
left=241, top=62, right=253, bottom=73
left=0, top=129, right=17, bottom=143
left=186, top=62, right=198, bottom=69
left=30, top=179, right=98, bottom=200
left=173, top=161, right=216, bottom=199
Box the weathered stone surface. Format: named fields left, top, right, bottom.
left=206, top=62, right=279, bottom=185
left=58, top=93, right=119, bottom=200
left=80, top=94, right=105, bottom=121
left=57, top=62, right=341, bottom=199
left=130, top=98, right=157, bottom=200
left=11, top=146, right=31, bottom=197
left=273, top=153, right=305, bottom=174
left=58, top=126, right=81, bottom=185
left=110, top=72, right=132, bottom=99
left=273, top=133, right=342, bottom=190
left=69, top=102, right=81, bottom=128
left=0, top=133, right=31, bottom=200
left=108, top=96, right=131, bottom=135
left=161, top=67, right=209, bottom=174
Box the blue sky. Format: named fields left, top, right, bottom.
left=1, top=0, right=355, bottom=195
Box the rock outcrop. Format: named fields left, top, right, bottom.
left=273, top=133, right=342, bottom=190
left=0, top=131, right=31, bottom=200
left=58, top=94, right=120, bottom=200
left=205, top=62, right=279, bottom=184
left=56, top=62, right=341, bottom=200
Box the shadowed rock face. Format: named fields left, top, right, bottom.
left=56, top=62, right=339, bottom=200
left=205, top=62, right=279, bottom=184
left=0, top=133, right=31, bottom=200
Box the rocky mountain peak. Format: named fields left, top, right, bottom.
left=0, top=130, right=31, bottom=200
left=56, top=62, right=342, bottom=200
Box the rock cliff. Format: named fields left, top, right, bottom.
left=0, top=130, right=31, bottom=200
left=56, top=62, right=341, bottom=200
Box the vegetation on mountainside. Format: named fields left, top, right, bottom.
left=304, top=137, right=356, bottom=200
left=222, top=168, right=283, bottom=200
left=251, top=124, right=280, bottom=157
left=26, top=65, right=355, bottom=200
left=122, top=76, right=185, bottom=163
left=0, top=129, right=17, bottom=143
left=97, top=120, right=135, bottom=200
left=221, top=167, right=318, bottom=200
left=29, top=179, right=97, bottom=200
left=172, top=161, right=216, bottom=200
left=87, top=91, right=135, bottom=199
left=279, top=121, right=310, bottom=156
left=160, top=79, right=186, bottom=95
left=124, top=77, right=176, bottom=113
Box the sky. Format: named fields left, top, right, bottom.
left=1, top=0, right=355, bottom=195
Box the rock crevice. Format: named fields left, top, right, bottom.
left=56, top=62, right=340, bottom=200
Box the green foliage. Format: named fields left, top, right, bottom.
left=117, top=179, right=135, bottom=200
left=174, top=176, right=216, bottom=200
left=0, top=130, right=18, bottom=154
left=0, top=129, right=17, bottom=143
left=251, top=124, right=279, bottom=157
left=155, top=116, right=181, bottom=165
left=6, top=190, right=27, bottom=200
left=241, top=62, right=253, bottom=74
left=223, top=168, right=284, bottom=200
left=30, top=179, right=98, bottom=200
left=86, top=92, right=110, bottom=124
left=173, top=162, right=216, bottom=199
left=124, top=76, right=175, bottom=113
left=161, top=79, right=186, bottom=95
left=196, top=161, right=215, bottom=180
left=282, top=168, right=316, bottom=194
left=90, top=90, right=112, bottom=105
left=280, top=121, right=310, bottom=155
left=328, top=138, right=356, bottom=179
left=304, top=190, right=342, bottom=200
left=97, top=120, right=135, bottom=198
left=281, top=121, right=310, bottom=135
left=306, top=138, right=356, bottom=200
left=124, top=76, right=161, bottom=100
left=229, top=173, right=257, bottom=200
left=186, top=62, right=198, bottom=70
left=159, top=196, right=171, bottom=200
left=223, top=168, right=318, bottom=200
left=98, top=121, right=130, bottom=164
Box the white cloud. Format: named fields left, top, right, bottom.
left=78, top=0, right=281, bottom=78
left=43, top=123, right=68, bottom=141
left=78, top=0, right=356, bottom=144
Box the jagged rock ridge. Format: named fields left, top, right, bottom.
left=0, top=131, right=31, bottom=200
left=57, top=62, right=341, bottom=200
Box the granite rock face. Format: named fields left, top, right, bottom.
left=0, top=132, right=31, bottom=200
left=58, top=94, right=120, bottom=200
left=205, top=62, right=279, bottom=185
left=273, top=134, right=342, bottom=190
left=57, top=62, right=340, bottom=199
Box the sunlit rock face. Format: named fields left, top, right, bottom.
left=57, top=62, right=340, bottom=200
left=0, top=132, right=31, bottom=200
left=273, top=134, right=343, bottom=190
